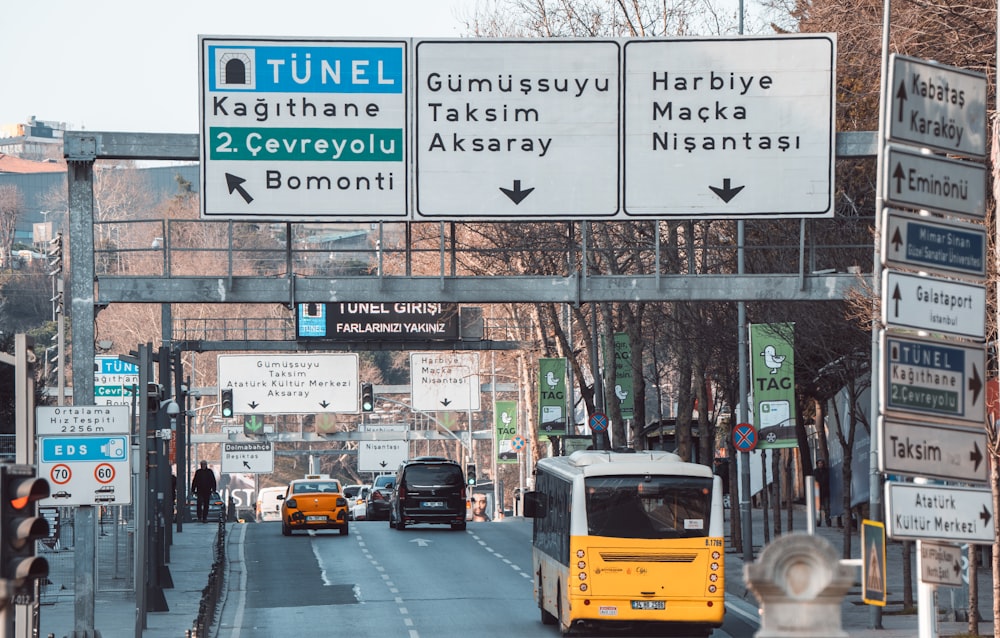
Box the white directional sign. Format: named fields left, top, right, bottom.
left=881, top=333, right=985, bottom=426
left=882, top=270, right=985, bottom=340
left=880, top=418, right=987, bottom=483
left=414, top=40, right=620, bottom=218
left=217, top=353, right=359, bottom=414
left=94, top=356, right=140, bottom=407
left=623, top=35, right=835, bottom=217
left=200, top=37, right=408, bottom=219
left=358, top=424, right=409, bottom=473
left=882, top=210, right=986, bottom=281
left=36, top=405, right=131, bottom=436
left=221, top=441, right=274, bottom=474
left=410, top=352, right=480, bottom=412
left=919, top=541, right=964, bottom=587
left=887, top=55, right=987, bottom=159
left=883, top=145, right=985, bottom=219
left=885, top=481, right=993, bottom=543
left=38, top=435, right=132, bottom=506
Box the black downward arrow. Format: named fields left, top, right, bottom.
left=709, top=178, right=745, bottom=203
left=500, top=180, right=534, bottom=204
left=890, top=227, right=904, bottom=253
left=226, top=173, right=254, bottom=204
left=895, top=81, right=908, bottom=123
left=891, top=284, right=902, bottom=317
left=440, top=398, right=452, bottom=407
left=319, top=400, right=330, bottom=409
left=249, top=401, right=259, bottom=410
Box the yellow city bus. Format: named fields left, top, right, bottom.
left=523, top=450, right=725, bottom=636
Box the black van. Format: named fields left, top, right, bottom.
left=389, top=457, right=467, bottom=531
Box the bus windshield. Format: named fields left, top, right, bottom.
left=585, top=475, right=714, bottom=539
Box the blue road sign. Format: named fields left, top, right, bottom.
left=40, top=436, right=128, bottom=463
left=883, top=210, right=986, bottom=281
left=882, top=334, right=985, bottom=426
left=589, top=412, right=608, bottom=432
left=733, top=423, right=758, bottom=452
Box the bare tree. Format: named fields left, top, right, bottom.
left=0, top=185, right=24, bottom=270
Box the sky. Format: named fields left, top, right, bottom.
left=1, top=0, right=475, bottom=135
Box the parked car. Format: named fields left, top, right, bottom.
left=343, top=484, right=370, bottom=520
left=186, top=490, right=224, bottom=521
left=279, top=478, right=349, bottom=536
left=256, top=486, right=285, bottom=523
left=389, top=457, right=467, bottom=531
left=366, top=474, right=395, bottom=521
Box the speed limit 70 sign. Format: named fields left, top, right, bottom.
left=37, top=435, right=131, bottom=507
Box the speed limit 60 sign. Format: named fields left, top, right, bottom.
left=37, top=435, right=132, bottom=507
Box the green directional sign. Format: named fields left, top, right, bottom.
left=613, top=333, right=634, bottom=419
left=244, top=414, right=265, bottom=437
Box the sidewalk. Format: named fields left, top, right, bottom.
left=725, top=503, right=996, bottom=638
left=37, top=519, right=221, bottom=638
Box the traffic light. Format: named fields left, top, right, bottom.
left=467, top=464, right=477, bottom=487
left=146, top=382, right=163, bottom=414
left=1, top=465, right=49, bottom=604
left=361, top=383, right=374, bottom=412
left=220, top=388, right=234, bottom=418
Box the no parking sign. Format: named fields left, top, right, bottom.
left=733, top=423, right=758, bottom=452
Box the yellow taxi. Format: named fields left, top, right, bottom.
left=279, top=476, right=349, bottom=536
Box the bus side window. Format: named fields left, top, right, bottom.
left=523, top=491, right=545, bottom=518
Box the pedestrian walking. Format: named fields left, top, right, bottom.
left=814, top=459, right=831, bottom=527
left=191, top=460, right=217, bottom=523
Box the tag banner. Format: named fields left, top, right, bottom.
left=538, top=358, right=568, bottom=436
left=614, top=333, right=634, bottom=419
left=749, top=323, right=797, bottom=448
left=495, top=400, right=518, bottom=464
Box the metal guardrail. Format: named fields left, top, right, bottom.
left=190, top=517, right=226, bottom=637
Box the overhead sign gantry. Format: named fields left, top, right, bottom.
left=200, top=34, right=836, bottom=221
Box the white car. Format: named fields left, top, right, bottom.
left=343, top=484, right=371, bottom=520
left=255, top=486, right=285, bottom=523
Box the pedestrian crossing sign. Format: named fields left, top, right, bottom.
left=862, top=519, right=887, bottom=606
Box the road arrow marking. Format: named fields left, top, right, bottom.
left=499, top=180, right=534, bottom=204
left=709, top=178, right=745, bottom=203
left=410, top=538, right=432, bottom=547
left=225, top=173, right=254, bottom=203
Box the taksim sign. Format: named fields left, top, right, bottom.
left=201, top=34, right=836, bottom=222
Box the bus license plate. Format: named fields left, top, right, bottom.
left=421, top=501, right=445, bottom=508
left=631, top=600, right=665, bottom=610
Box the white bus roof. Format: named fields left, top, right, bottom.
left=538, top=450, right=713, bottom=479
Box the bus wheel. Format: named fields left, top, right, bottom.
left=539, top=577, right=557, bottom=625
left=556, top=589, right=571, bottom=636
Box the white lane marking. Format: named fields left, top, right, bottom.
left=358, top=531, right=419, bottom=638
left=311, top=540, right=333, bottom=586
left=227, top=524, right=249, bottom=638
left=468, top=530, right=531, bottom=580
